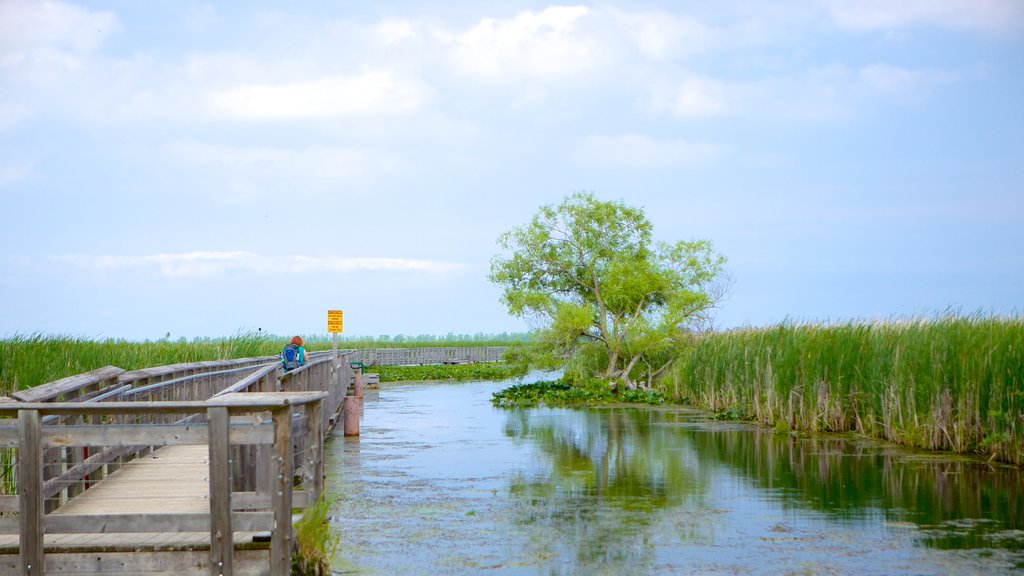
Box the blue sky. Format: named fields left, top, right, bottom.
left=1, top=0, right=1022, bottom=340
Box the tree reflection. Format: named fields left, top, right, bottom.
left=693, top=428, right=1024, bottom=551
left=503, top=404, right=1024, bottom=569
left=502, top=407, right=714, bottom=572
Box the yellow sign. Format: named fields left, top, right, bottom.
left=327, top=309, right=344, bottom=333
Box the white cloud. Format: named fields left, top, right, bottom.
left=167, top=141, right=381, bottom=178
left=651, top=75, right=732, bottom=119
left=0, top=0, right=120, bottom=57
left=374, top=19, right=417, bottom=46
left=577, top=134, right=722, bottom=168
left=448, top=5, right=601, bottom=82
left=611, top=9, right=717, bottom=60
left=824, top=0, right=1024, bottom=32
left=860, top=64, right=957, bottom=96
left=649, top=66, right=866, bottom=122
left=207, top=71, right=428, bottom=120
left=63, top=251, right=464, bottom=278
left=164, top=141, right=395, bottom=203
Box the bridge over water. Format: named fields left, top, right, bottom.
left=0, top=347, right=506, bottom=575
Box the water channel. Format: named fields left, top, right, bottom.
left=324, top=376, right=1024, bottom=575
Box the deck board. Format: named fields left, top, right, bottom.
left=0, top=445, right=268, bottom=552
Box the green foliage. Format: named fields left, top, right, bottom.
left=292, top=495, right=340, bottom=576
left=0, top=332, right=532, bottom=395
left=670, top=314, right=1024, bottom=464
left=489, top=192, right=727, bottom=391
left=374, top=362, right=527, bottom=383
left=491, top=379, right=668, bottom=407
left=0, top=331, right=278, bottom=394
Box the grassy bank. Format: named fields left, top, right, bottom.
left=0, top=332, right=278, bottom=394
left=0, top=332, right=528, bottom=395
left=668, top=315, right=1023, bottom=465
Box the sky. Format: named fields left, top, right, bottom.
left=1, top=0, right=1022, bottom=341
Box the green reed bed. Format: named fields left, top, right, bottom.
left=0, top=332, right=281, bottom=395
left=0, top=332, right=530, bottom=395
left=669, top=315, right=1024, bottom=465
left=374, top=362, right=526, bottom=383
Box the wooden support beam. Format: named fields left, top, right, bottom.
left=18, top=409, right=43, bottom=575
left=305, top=399, right=324, bottom=503
left=271, top=406, right=293, bottom=575
left=208, top=406, right=233, bottom=576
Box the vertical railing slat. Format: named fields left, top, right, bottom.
left=208, top=406, right=233, bottom=575
left=18, top=409, right=44, bottom=575
left=271, top=406, right=293, bottom=574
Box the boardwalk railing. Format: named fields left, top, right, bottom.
left=0, top=392, right=326, bottom=575
left=0, top=346, right=508, bottom=574
left=347, top=346, right=507, bottom=366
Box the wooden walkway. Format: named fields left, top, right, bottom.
left=0, top=346, right=508, bottom=575
left=0, top=445, right=267, bottom=551
left=1, top=445, right=277, bottom=574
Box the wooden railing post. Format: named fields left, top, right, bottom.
left=271, top=405, right=293, bottom=574
left=305, top=399, right=324, bottom=502
left=18, top=409, right=43, bottom=575
left=208, top=406, right=233, bottom=576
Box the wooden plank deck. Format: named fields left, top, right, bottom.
left=0, top=445, right=268, bottom=551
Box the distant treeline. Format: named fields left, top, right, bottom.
left=0, top=331, right=531, bottom=393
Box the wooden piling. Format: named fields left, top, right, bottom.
left=343, top=396, right=361, bottom=436
left=354, top=369, right=364, bottom=398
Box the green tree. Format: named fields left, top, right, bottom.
left=489, top=192, right=727, bottom=391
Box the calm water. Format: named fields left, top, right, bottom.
left=324, top=377, right=1024, bottom=575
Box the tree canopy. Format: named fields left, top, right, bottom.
left=489, top=192, right=727, bottom=391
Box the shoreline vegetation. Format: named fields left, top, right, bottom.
left=493, top=314, right=1023, bottom=466
left=0, top=331, right=529, bottom=394
left=670, top=315, right=1023, bottom=466
left=4, top=315, right=1021, bottom=465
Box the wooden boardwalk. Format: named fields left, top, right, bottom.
left=0, top=346, right=508, bottom=575
left=0, top=445, right=268, bottom=551
left=1, top=444, right=275, bottom=573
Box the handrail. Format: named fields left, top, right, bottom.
left=0, top=346, right=506, bottom=574
left=9, top=365, right=125, bottom=403
left=212, top=363, right=283, bottom=397
left=122, top=363, right=276, bottom=398
left=1, top=393, right=327, bottom=575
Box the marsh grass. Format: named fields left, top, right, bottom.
left=669, top=314, right=1024, bottom=464
left=292, top=495, right=340, bottom=575
left=0, top=331, right=530, bottom=395
left=0, top=331, right=276, bottom=395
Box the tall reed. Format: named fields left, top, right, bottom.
left=0, top=331, right=276, bottom=395
left=669, top=314, right=1024, bottom=465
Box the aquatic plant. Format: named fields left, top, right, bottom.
left=492, top=379, right=669, bottom=407
left=668, top=314, right=1024, bottom=464
left=375, top=362, right=526, bottom=383
left=292, top=495, right=340, bottom=576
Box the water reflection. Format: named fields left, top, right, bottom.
left=328, top=381, right=1024, bottom=574
left=694, top=425, right=1023, bottom=550
left=503, top=405, right=1024, bottom=569
left=503, top=407, right=716, bottom=572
